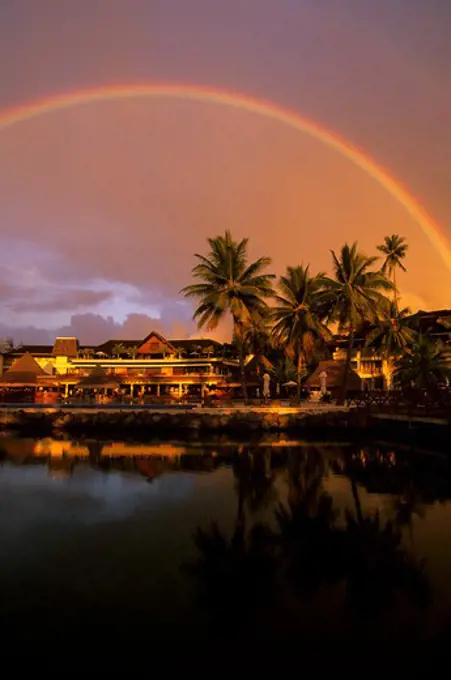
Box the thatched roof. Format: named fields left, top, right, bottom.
left=0, top=352, right=47, bottom=385
left=53, top=337, right=78, bottom=358
left=306, top=360, right=362, bottom=391
left=77, top=366, right=120, bottom=389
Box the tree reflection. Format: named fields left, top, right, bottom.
left=186, top=444, right=430, bottom=648
left=185, top=521, right=275, bottom=636
left=183, top=446, right=280, bottom=636
left=232, top=446, right=278, bottom=531
left=286, top=445, right=327, bottom=511
left=339, top=444, right=451, bottom=550
left=343, top=510, right=429, bottom=614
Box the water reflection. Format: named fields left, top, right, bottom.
left=1, top=434, right=451, bottom=670
left=187, top=444, right=432, bottom=634
left=0, top=435, right=229, bottom=480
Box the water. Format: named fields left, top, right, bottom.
left=1, top=433, right=451, bottom=673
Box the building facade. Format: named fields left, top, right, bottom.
left=0, top=331, right=240, bottom=401
left=331, top=309, right=451, bottom=390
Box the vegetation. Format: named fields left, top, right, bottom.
left=365, top=301, right=417, bottom=388
left=112, top=342, right=126, bottom=358
left=183, top=233, right=450, bottom=400
left=181, top=230, right=275, bottom=401
left=271, top=265, right=331, bottom=400
left=128, top=345, right=140, bottom=359
left=272, top=356, right=297, bottom=385
left=393, top=333, right=451, bottom=390
left=0, top=337, right=14, bottom=353
left=243, top=316, right=274, bottom=384
left=319, top=242, right=393, bottom=402
left=377, top=234, right=408, bottom=308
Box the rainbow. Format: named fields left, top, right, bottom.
left=1, top=82, right=450, bottom=272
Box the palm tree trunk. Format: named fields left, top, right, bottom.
left=296, top=349, right=303, bottom=402
left=350, top=478, right=363, bottom=524
left=337, top=329, right=355, bottom=406
left=237, top=331, right=248, bottom=403
left=385, top=357, right=393, bottom=390
left=393, top=267, right=398, bottom=309
left=233, top=448, right=248, bottom=547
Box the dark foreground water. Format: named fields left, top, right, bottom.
left=1, top=433, right=451, bottom=673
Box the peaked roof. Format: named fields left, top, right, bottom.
left=137, top=330, right=177, bottom=354
left=42, top=362, right=55, bottom=375
left=0, top=351, right=47, bottom=384
left=93, top=333, right=225, bottom=356
left=53, top=337, right=78, bottom=358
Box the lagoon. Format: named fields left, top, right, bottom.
left=1, top=434, right=451, bottom=673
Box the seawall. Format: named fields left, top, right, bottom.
left=0, top=406, right=364, bottom=435
left=1, top=407, right=448, bottom=447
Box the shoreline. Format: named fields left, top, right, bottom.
left=0, top=405, right=449, bottom=450
left=0, top=404, right=356, bottom=434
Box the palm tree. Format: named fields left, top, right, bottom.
left=319, top=243, right=393, bottom=404
left=193, top=344, right=204, bottom=357
left=181, top=231, right=275, bottom=401
left=243, top=316, right=274, bottom=386
left=271, top=356, right=297, bottom=398
left=174, top=345, right=187, bottom=359
left=0, top=337, right=14, bottom=353
left=111, top=342, right=125, bottom=358
left=204, top=344, right=216, bottom=358
left=271, top=265, right=331, bottom=401
left=377, top=235, right=408, bottom=308
left=365, top=301, right=417, bottom=388
left=128, top=344, right=140, bottom=359
left=272, top=356, right=297, bottom=384
left=393, top=333, right=451, bottom=390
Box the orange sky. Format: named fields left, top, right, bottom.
left=0, top=1, right=450, bottom=343
left=0, top=100, right=448, bottom=319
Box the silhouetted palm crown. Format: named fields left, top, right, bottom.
left=377, top=234, right=408, bottom=278
left=181, top=231, right=275, bottom=331
left=394, top=333, right=451, bottom=389
left=271, top=265, right=331, bottom=355
left=365, top=300, right=417, bottom=357
left=320, top=243, right=393, bottom=330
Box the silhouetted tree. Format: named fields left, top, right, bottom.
left=319, top=243, right=393, bottom=403
left=182, top=231, right=275, bottom=401
left=377, top=234, right=408, bottom=308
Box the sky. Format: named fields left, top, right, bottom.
left=0, top=0, right=450, bottom=345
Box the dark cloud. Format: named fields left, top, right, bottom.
left=0, top=308, right=199, bottom=347
left=6, top=288, right=113, bottom=313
